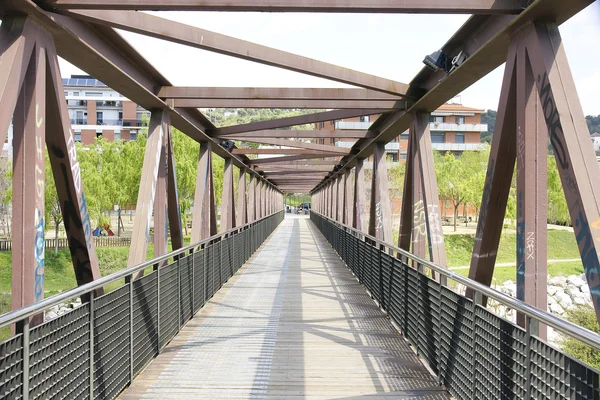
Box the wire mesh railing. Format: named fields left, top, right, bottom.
left=0, top=210, right=284, bottom=400
left=311, top=211, right=600, bottom=400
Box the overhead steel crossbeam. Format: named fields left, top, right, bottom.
left=1, top=0, right=279, bottom=193
left=174, top=98, right=402, bottom=109
left=158, top=87, right=401, bottom=101
left=50, top=0, right=529, bottom=14
left=215, top=130, right=373, bottom=139
left=311, top=0, right=595, bottom=191
left=60, top=9, right=410, bottom=96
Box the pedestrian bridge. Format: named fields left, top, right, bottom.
left=1, top=212, right=599, bottom=400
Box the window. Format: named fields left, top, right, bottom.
left=432, top=116, right=444, bottom=124
left=431, top=132, right=445, bottom=143
left=455, top=132, right=465, bottom=143
left=97, top=111, right=103, bottom=125
left=360, top=116, right=370, bottom=123
left=456, top=116, right=465, bottom=124
left=400, top=151, right=408, bottom=161
left=75, top=132, right=81, bottom=142
left=400, top=132, right=409, bottom=140
left=130, top=131, right=137, bottom=141
left=85, top=92, right=102, bottom=97
left=321, top=121, right=325, bottom=128
left=114, top=131, right=121, bottom=141
left=388, top=152, right=399, bottom=162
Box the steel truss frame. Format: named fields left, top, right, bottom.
left=1, top=0, right=599, bottom=328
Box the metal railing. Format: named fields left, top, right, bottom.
left=0, top=210, right=284, bottom=400
left=311, top=211, right=600, bottom=400
left=0, top=236, right=132, bottom=252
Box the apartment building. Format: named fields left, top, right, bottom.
left=592, top=133, right=600, bottom=152
left=316, top=102, right=487, bottom=161
left=63, top=75, right=150, bottom=144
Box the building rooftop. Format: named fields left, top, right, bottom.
left=62, top=75, right=107, bottom=88
left=591, top=133, right=600, bottom=137
left=437, top=103, right=485, bottom=113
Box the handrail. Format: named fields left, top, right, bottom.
left=0, top=211, right=283, bottom=329
left=312, top=211, right=600, bottom=351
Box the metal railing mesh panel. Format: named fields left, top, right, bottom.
left=0, top=212, right=284, bottom=400
left=310, top=212, right=600, bottom=400
left=132, top=272, right=158, bottom=377
left=29, top=305, right=90, bottom=400
left=93, top=285, right=130, bottom=400
left=0, top=335, right=23, bottom=400
left=159, top=263, right=179, bottom=348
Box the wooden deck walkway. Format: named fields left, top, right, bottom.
left=119, top=215, right=448, bottom=399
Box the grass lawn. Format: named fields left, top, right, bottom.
left=445, top=229, right=580, bottom=268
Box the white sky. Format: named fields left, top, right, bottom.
left=59, top=3, right=600, bottom=115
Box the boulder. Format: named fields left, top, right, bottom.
left=559, top=295, right=573, bottom=310
left=547, top=286, right=561, bottom=296
left=550, top=303, right=565, bottom=315
left=573, top=297, right=587, bottom=306
left=548, top=276, right=567, bottom=287
left=581, top=285, right=590, bottom=294
left=45, top=311, right=58, bottom=320
left=567, top=276, right=586, bottom=288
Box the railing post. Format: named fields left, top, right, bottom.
left=126, top=274, right=134, bottom=383
left=156, top=264, right=161, bottom=353
left=89, top=291, right=95, bottom=400
left=22, top=318, right=30, bottom=400
left=524, top=316, right=539, bottom=400
left=177, top=256, right=182, bottom=329
left=471, top=291, right=482, bottom=399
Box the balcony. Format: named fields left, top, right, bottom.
left=67, top=100, right=87, bottom=107
left=430, top=123, right=488, bottom=132
left=431, top=143, right=485, bottom=151
left=96, top=100, right=122, bottom=108
left=70, top=118, right=88, bottom=125
left=335, top=141, right=399, bottom=151
left=334, top=121, right=372, bottom=130
left=122, top=119, right=146, bottom=127
left=96, top=119, right=123, bottom=126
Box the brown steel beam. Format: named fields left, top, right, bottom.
left=153, top=112, right=168, bottom=263
left=237, top=168, right=248, bottom=227
left=212, top=109, right=388, bottom=135
left=64, top=10, right=410, bottom=96
left=159, top=87, right=402, bottom=101
left=11, top=34, right=45, bottom=324
left=216, top=130, right=373, bottom=139
left=191, top=141, right=218, bottom=242
left=166, top=128, right=184, bottom=252
left=127, top=109, right=168, bottom=273
left=368, top=143, right=392, bottom=243
left=248, top=174, right=256, bottom=222
left=353, top=158, right=367, bottom=233
left=233, top=148, right=346, bottom=155
left=220, top=158, right=236, bottom=232
left=311, top=0, right=593, bottom=192
left=51, top=0, right=529, bottom=14
left=2, top=1, right=275, bottom=191
left=233, top=138, right=348, bottom=154
left=174, top=98, right=401, bottom=109
left=255, top=165, right=334, bottom=171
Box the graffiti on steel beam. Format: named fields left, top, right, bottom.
left=526, top=232, right=535, bottom=260
left=428, top=204, right=444, bottom=245
left=34, top=106, right=45, bottom=302
left=475, top=158, right=495, bottom=241
left=538, top=73, right=569, bottom=171
left=375, top=202, right=383, bottom=234
left=67, top=132, right=82, bottom=195
left=516, top=190, right=525, bottom=301
left=575, top=213, right=600, bottom=309
left=413, top=200, right=427, bottom=240
left=517, top=125, right=524, bottom=173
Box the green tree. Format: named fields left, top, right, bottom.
left=547, top=156, right=571, bottom=226
left=435, top=151, right=469, bottom=231
left=481, top=110, right=497, bottom=144
left=44, top=152, right=63, bottom=254
left=461, top=146, right=490, bottom=222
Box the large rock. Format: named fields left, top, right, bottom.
left=558, top=295, right=573, bottom=310
left=581, top=284, right=590, bottom=294
left=548, top=276, right=567, bottom=287
left=45, top=311, right=58, bottom=320
left=574, top=297, right=587, bottom=306
left=547, top=285, right=561, bottom=296
left=567, top=276, right=586, bottom=288
left=550, top=303, right=565, bottom=315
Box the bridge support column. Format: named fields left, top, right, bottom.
left=220, top=157, right=236, bottom=232
left=237, top=168, right=248, bottom=226
left=248, top=174, right=256, bottom=222
left=468, top=21, right=600, bottom=327
left=398, top=113, right=447, bottom=278
left=369, top=142, right=392, bottom=243
left=343, top=169, right=353, bottom=226
left=191, top=141, right=217, bottom=242
left=129, top=110, right=183, bottom=271
left=0, top=17, right=102, bottom=322
left=353, top=158, right=367, bottom=233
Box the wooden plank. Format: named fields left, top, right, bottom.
left=118, top=216, right=449, bottom=399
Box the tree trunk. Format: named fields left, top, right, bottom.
left=117, top=209, right=121, bottom=237
left=454, top=205, right=458, bottom=232
left=54, top=219, right=59, bottom=255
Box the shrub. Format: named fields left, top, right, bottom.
left=561, top=306, right=600, bottom=370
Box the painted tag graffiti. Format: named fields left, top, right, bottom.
left=526, top=232, right=535, bottom=260
left=413, top=200, right=443, bottom=244
left=375, top=202, right=383, bottom=231
left=538, top=73, right=569, bottom=171
left=34, top=210, right=45, bottom=302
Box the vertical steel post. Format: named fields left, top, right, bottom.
left=89, top=291, right=95, bottom=400
left=220, top=157, right=236, bottom=232
left=12, top=40, right=45, bottom=325
left=191, top=141, right=217, bottom=242
left=237, top=168, right=248, bottom=226
left=354, top=159, right=367, bottom=233
left=248, top=174, right=256, bottom=222
left=369, top=142, right=392, bottom=243
left=22, top=318, right=30, bottom=400
left=515, top=33, right=547, bottom=335
left=166, top=125, right=184, bottom=251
